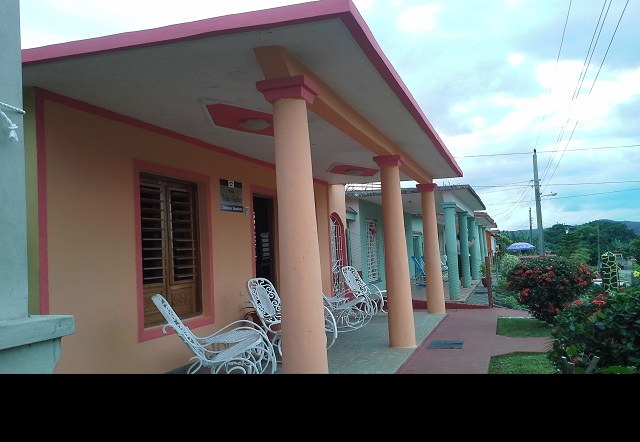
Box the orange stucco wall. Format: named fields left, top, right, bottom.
left=314, top=182, right=332, bottom=296
left=33, top=95, right=331, bottom=373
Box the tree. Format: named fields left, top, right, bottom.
left=571, top=220, right=637, bottom=266
left=556, top=231, right=583, bottom=259
left=629, top=237, right=640, bottom=261
left=495, top=234, right=512, bottom=258
left=503, top=230, right=531, bottom=243
left=544, top=223, right=572, bottom=253
left=504, top=220, right=637, bottom=266
left=609, top=239, right=629, bottom=257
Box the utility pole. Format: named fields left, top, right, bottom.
left=533, top=149, right=545, bottom=256
left=529, top=207, right=533, bottom=243
left=597, top=223, right=601, bottom=269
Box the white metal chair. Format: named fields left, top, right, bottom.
left=411, top=256, right=427, bottom=286
left=340, top=265, right=387, bottom=314
left=441, top=255, right=449, bottom=281
left=246, top=277, right=338, bottom=360
left=322, top=293, right=373, bottom=332
left=421, top=255, right=449, bottom=282
left=151, top=294, right=276, bottom=374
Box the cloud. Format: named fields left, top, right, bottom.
left=19, top=0, right=640, bottom=229
left=21, top=0, right=310, bottom=47
left=397, top=4, right=441, bottom=34
left=507, top=53, right=525, bottom=66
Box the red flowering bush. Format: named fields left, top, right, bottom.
left=505, top=256, right=594, bottom=324
left=548, top=287, right=640, bottom=373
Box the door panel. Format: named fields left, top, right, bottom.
left=253, top=195, right=275, bottom=284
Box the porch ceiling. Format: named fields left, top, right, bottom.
left=21, top=0, right=462, bottom=186
left=346, top=184, right=487, bottom=219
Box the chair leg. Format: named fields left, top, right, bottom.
left=324, top=305, right=338, bottom=349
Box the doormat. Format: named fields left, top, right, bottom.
left=427, top=340, right=463, bottom=349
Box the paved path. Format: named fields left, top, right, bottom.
left=396, top=307, right=553, bottom=374
left=270, top=280, right=553, bottom=374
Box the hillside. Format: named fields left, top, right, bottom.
left=504, top=220, right=640, bottom=237
left=623, top=221, right=640, bottom=235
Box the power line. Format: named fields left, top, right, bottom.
left=542, top=0, right=630, bottom=189
left=544, top=187, right=640, bottom=199
left=474, top=180, right=640, bottom=189
left=454, top=144, right=639, bottom=158
left=485, top=187, right=640, bottom=206
left=531, top=0, right=572, bottom=153
left=541, top=0, right=613, bottom=185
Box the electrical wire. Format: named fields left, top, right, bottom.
left=454, top=144, right=639, bottom=158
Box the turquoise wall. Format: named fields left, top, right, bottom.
left=353, top=200, right=413, bottom=291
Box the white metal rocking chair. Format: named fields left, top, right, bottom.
left=322, top=293, right=373, bottom=332
left=440, top=255, right=449, bottom=281
left=151, top=294, right=276, bottom=374
left=340, top=265, right=387, bottom=314
left=246, top=277, right=338, bottom=360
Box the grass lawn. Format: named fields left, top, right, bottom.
left=489, top=317, right=557, bottom=374
left=496, top=317, right=553, bottom=338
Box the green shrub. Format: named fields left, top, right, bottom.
left=491, top=276, right=527, bottom=310
left=632, top=262, right=640, bottom=288
left=498, top=254, right=520, bottom=278
left=505, top=256, right=594, bottom=324
left=493, top=254, right=521, bottom=291
left=548, top=286, right=640, bottom=374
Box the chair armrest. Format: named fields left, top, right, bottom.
left=366, top=284, right=386, bottom=302
left=205, top=334, right=264, bottom=363
left=199, top=319, right=268, bottom=345
left=323, top=294, right=348, bottom=305
left=324, top=294, right=367, bottom=310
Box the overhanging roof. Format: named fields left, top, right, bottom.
left=21, top=0, right=462, bottom=185
left=346, top=183, right=486, bottom=217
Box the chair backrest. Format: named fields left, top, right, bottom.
left=411, top=256, right=426, bottom=277
left=246, top=278, right=282, bottom=331
left=341, top=265, right=370, bottom=294
left=151, top=294, right=207, bottom=360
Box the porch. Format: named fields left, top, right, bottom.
left=278, top=278, right=488, bottom=374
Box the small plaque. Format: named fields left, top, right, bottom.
left=427, top=340, right=464, bottom=349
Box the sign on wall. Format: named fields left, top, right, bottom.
left=220, top=179, right=243, bottom=212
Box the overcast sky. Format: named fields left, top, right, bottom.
left=19, top=0, right=640, bottom=231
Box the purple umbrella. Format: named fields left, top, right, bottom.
left=506, top=242, right=536, bottom=251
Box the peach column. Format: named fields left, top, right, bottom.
left=256, top=75, right=328, bottom=373
left=417, top=183, right=446, bottom=314
left=328, top=184, right=347, bottom=224
left=372, top=155, right=416, bottom=348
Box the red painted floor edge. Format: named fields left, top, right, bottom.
left=396, top=307, right=553, bottom=374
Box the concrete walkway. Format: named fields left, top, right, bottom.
left=270, top=280, right=553, bottom=374
left=395, top=307, right=553, bottom=374
left=327, top=279, right=551, bottom=374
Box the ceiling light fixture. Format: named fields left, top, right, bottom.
left=239, top=118, right=272, bottom=131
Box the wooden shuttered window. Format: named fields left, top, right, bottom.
left=141, top=173, right=201, bottom=327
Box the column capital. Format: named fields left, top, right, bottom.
left=256, top=75, right=320, bottom=104
left=417, top=183, right=437, bottom=193
left=442, top=201, right=457, bottom=210
left=373, top=155, right=404, bottom=168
